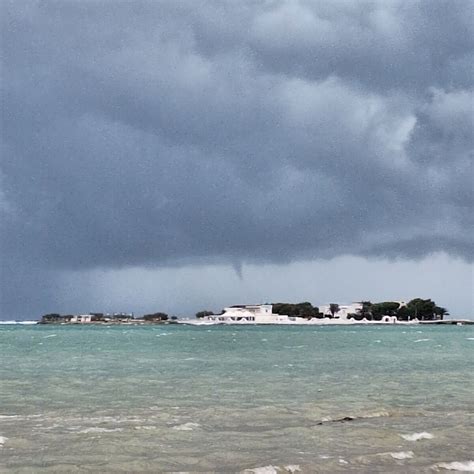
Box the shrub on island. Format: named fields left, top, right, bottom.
left=272, top=302, right=322, bottom=319
left=346, top=299, right=448, bottom=321
left=143, top=312, right=168, bottom=321
left=195, top=310, right=214, bottom=319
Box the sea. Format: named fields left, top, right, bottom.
left=0, top=323, right=473, bottom=473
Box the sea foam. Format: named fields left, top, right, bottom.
left=0, top=320, right=37, bottom=325
left=244, top=467, right=279, bottom=474
left=172, top=422, right=200, bottom=431
left=0, top=436, right=8, bottom=446
left=400, top=432, right=434, bottom=441
left=243, top=466, right=301, bottom=474
left=433, top=461, right=474, bottom=472
left=284, top=465, right=301, bottom=473
left=389, top=451, right=414, bottom=460
left=78, top=427, right=123, bottom=434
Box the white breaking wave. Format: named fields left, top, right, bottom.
left=0, top=436, right=8, bottom=446
left=0, top=320, right=38, bottom=325
left=241, top=465, right=303, bottom=473
left=283, top=465, right=301, bottom=473
left=361, top=410, right=390, bottom=419
left=172, top=422, right=200, bottom=431
left=244, top=466, right=301, bottom=474
left=78, top=427, right=123, bottom=433
left=433, top=461, right=474, bottom=472
left=243, top=467, right=279, bottom=474
left=400, top=432, right=434, bottom=441
left=414, top=339, right=431, bottom=343
left=390, top=451, right=414, bottom=460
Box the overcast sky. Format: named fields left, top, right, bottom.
left=1, top=0, right=473, bottom=319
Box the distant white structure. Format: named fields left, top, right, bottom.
left=181, top=302, right=420, bottom=326
left=319, top=303, right=363, bottom=320
left=200, top=304, right=294, bottom=324
left=70, top=314, right=93, bottom=323
left=106, top=312, right=134, bottom=321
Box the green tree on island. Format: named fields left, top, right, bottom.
left=435, top=307, right=449, bottom=320
left=329, top=303, right=340, bottom=318
left=371, top=302, right=401, bottom=320
left=272, top=302, right=321, bottom=319
left=357, top=301, right=374, bottom=320
left=195, top=310, right=214, bottom=319
left=405, top=299, right=448, bottom=321
left=143, top=312, right=168, bottom=321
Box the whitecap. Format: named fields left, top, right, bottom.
left=243, top=466, right=279, bottom=474
left=467, top=338, right=474, bottom=341
left=0, top=320, right=37, bottom=325
left=43, top=334, right=57, bottom=338
left=400, top=432, right=434, bottom=441
left=172, top=422, right=200, bottom=431
left=433, top=461, right=474, bottom=472
left=0, top=436, right=8, bottom=446
left=284, top=465, right=301, bottom=473
left=390, top=451, right=414, bottom=460
left=359, top=410, right=390, bottom=419
left=41, top=424, right=62, bottom=431
left=414, top=338, right=431, bottom=343
left=78, top=427, right=123, bottom=433
left=339, top=459, right=349, bottom=464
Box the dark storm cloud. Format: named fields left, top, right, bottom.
left=1, top=0, right=473, bottom=316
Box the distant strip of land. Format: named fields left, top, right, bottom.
left=36, top=298, right=473, bottom=325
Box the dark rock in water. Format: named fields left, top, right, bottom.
left=316, top=416, right=355, bottom=426
left=338, top=416, right=355, bottom=422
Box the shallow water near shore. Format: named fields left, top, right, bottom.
left=1, top=324, right=473, bottom=472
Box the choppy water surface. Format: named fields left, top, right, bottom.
left=0, top=324, right=473, bottom=472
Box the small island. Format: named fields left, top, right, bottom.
left=39, top=312, right=177, bottom=325
left=190, top=299, right=460, bottom=325
left=37, top=298, right=472, bottom=325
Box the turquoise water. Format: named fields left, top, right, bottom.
left=0, top=324, right=473, bottom=472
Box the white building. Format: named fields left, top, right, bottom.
left=70, top=314, right=93, bottom=323
left=201, top=304, right=294, bottom=324
left=319, top=303, right=363, bottom=320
